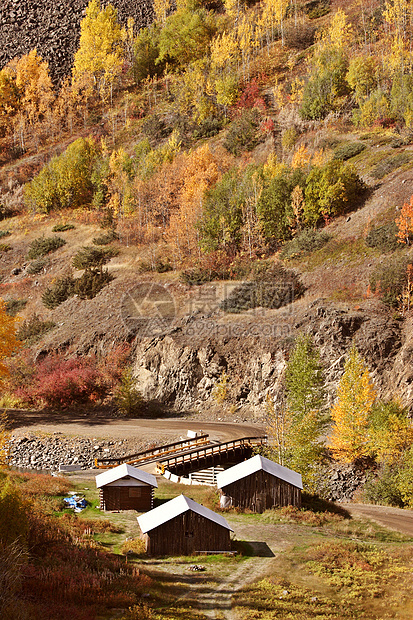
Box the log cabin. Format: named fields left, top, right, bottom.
left=216, top=454, right=303, bottom=513
left=137, top=494, right=233, bottom=555
left=96, top=463, right=157, bottom=511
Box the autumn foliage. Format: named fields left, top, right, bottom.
left=330, top=346, right=376, bottom=463
left=0, top=299, right=20, bottom=380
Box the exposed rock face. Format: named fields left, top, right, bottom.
left=0, top=0, right=154, bottom=84
left=132, top=302, right=405, bottom=414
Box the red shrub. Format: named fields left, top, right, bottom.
left=20, top=355, right=108, bottom=408
left=235, top=78, right=267, bottom=112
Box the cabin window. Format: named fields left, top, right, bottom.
left=129, top=488, right=142, bottom=498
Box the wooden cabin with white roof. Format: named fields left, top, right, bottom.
left=137, top=494, right=233, bottom=555
left=216, top=454, right=303, bottom=513
left=95, top=463, right=157, bottom=512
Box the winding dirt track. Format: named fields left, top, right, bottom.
left=8, top=409, right=265, bottom=443
left=344, top=503, right=413, bottom=538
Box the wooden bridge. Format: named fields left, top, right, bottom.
left=95, top=434, right=267, bottom=479
left=94, top=434, right=210, bottom=469
left=156, top=436, right=267, bottom=478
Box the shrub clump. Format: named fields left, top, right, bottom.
left=26, top=257, right=48, bottom=274
left=0, top=243, right=11, bottom=252
left=52, top=223, right=75, bottom=232
left=42, top=276, right=75, bottom=309
left=4, top=299, right=27, bottom=316
left=16, top=314, right=56, bottom=343
left=220, top=262, right=305, bottom=313
left=72, top=246, right=119, bottom=270
left=369, top=254, right=411, bottom=307
left=280, top=229, right=330, bottom=260
left=224, top=108, right=264, bottom=156
left=333, top=142, right=366, bottom=161
left=365, top=221, right=399, bottom=252
left=26, top=236, right=66, bottom=259
left=73, top=269, right=114, bottom=299
left=92, top=231, right=119, bottom=245
left=0, top=230, right=11, bottom=239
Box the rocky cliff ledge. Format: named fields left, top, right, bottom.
left=0, top=0, right=154, bottom=83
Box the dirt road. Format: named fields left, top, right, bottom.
left=8, top=409, right=265, bottom=443
left=344, top=503, right=413, bottom=538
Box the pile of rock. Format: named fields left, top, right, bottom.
left=8, top=432, right=149, bottom=472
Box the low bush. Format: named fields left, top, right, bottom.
left=369, top=254, right=411, bottom=307
left=26, top=257, right=48, bottom=274
left=192, top=116, right=224, bottom=139
left=20, top=355, right=109, bottom=408
left=371, top=152, right=412, bottom=179
left=92, top=230, right=119, bottom=245
left=73, top=269, right=114, bottom=299
left=180, top=251, right=253, bottom=285
left=365, top=221, right=399, bottom=252
left=52, top=223, right=75, bottom=232
left=42, top=276, right=75, bottom=309
left=280, top=229, right=330, bottom=260
left=72, top=246, right=119, bottom=270
left=16, top=314, right=56, bottom=343
left=4, top=298, right=27, bottom=316
left=363, top=465, right=404, bottom=508
left=0, top=230, right=11, bottom=239
left=224, top=108, right=264, bottom=156
left=333, top=142, right=366, bottom=161
left=0, top=242, right=11, bottom=253
left=220, top=262, right=305, bottom=313
left=26, top=236, right=66, bottom=259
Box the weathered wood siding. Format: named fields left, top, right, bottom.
left=143, top=511, right=231, bottom=556
left=222, top=470, right=301, bottom=512
left=99, top=485, right=153, bottom=511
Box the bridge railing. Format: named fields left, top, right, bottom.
left=94, top=434, right=210, bottom=469
left=156, top=435, right=267, bottom=472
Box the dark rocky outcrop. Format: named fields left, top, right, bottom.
left=131, top=302, right=405, bottom=415
left=0, top=0, right=154, bottom=84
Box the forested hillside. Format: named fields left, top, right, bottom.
left=3, top=3, right=413, bottom=619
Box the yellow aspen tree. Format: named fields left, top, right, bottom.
left=8, top=50, right=54, bottom=150
left=290, top=184, right=305, bottom=234
left=0, top=299, right=20, bottom=380
left=330, top=345, right=376, bottom=463
left=291, top=144, right=311, bottom=170
left=72, top=0, right=124, bottom=102
left=167, top=144, right=223, bottom=261
left=0, top=69, right=19, bottom=136
left=153, top=0, right=170, bottom=25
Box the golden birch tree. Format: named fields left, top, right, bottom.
left=72, top=0, right=124, bottom=102
left=330, top=345, right=376, bottom=463
left=0, top=300, right=20, bottom=381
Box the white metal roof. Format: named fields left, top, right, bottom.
left=216, top=454, right=303, bottom=490
left=95, top=463, right=157, bottom=489
left=137, top=494, right=233, bottom=534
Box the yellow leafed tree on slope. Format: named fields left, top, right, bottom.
left=0, top=299, right=20, bottom=381
left=330, top=345, right=376, bottom=463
